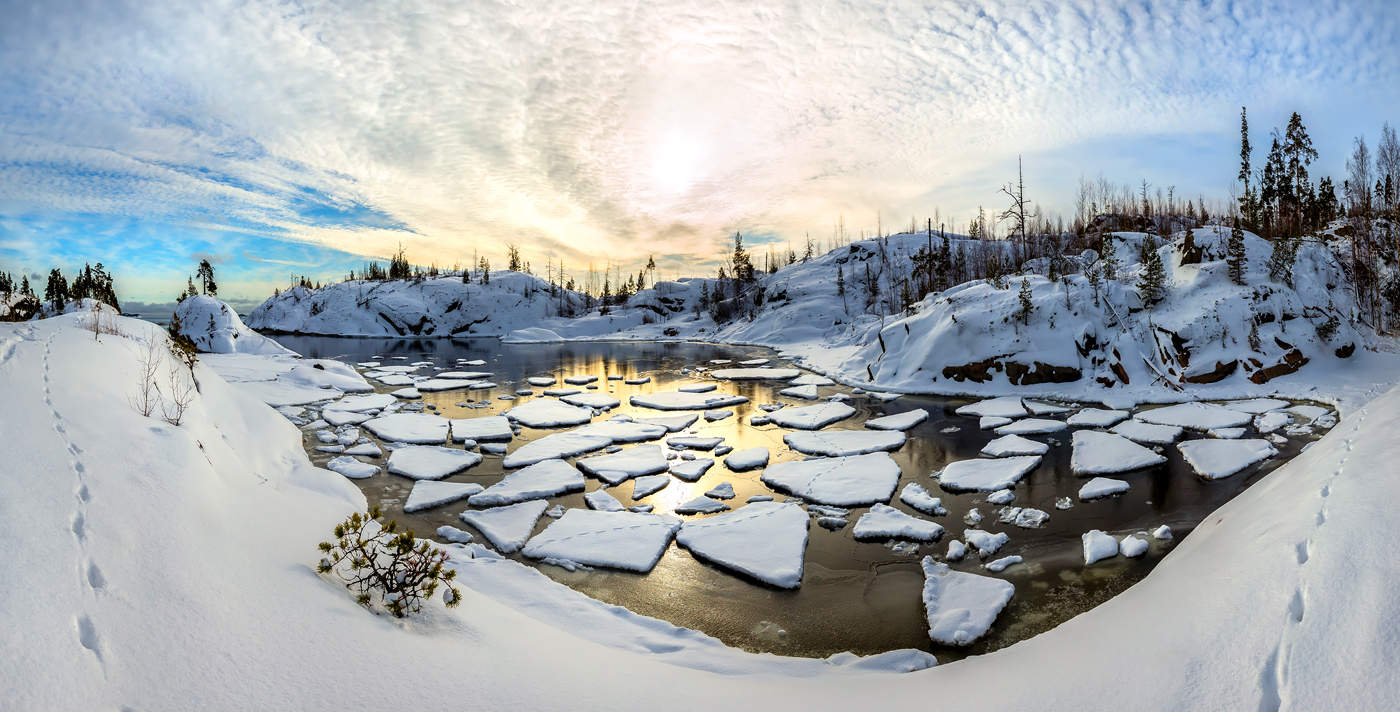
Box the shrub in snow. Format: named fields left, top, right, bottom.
left=317, top=507, right=461, bottom=617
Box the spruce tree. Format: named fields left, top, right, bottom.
left=1227, top=217, right=1248, bottom=285
left=1017, top=277, right=1033, bottom=324
left=1099, top=232, right=1119, bottom=282
left=1137, top=235, right=1166, bottom=305
left=45, top=268, right=68, bottom=311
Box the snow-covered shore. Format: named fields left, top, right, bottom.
left=4, top=313, right=1400, bottom=709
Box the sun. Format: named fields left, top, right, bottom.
left=648, top=130, right=706, bottom=196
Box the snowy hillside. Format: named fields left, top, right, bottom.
left=247, top=271, right=587, bottom=337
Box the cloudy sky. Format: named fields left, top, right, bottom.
left=1, top=0, right=1397, bottom=305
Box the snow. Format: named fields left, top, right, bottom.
left=1286, top=404, right=1330, bottom=422
left=629, top=391, right=749, bottom=411
left=1082, top=530, right=1120, bottom=564
left=522, top=510, right=681, bottom=572
left=675, top=502, right=809, bottom=588
left=1070, top=430, right=1167, bottom=474
left=962, top=529, right=1010, bottom=556
left=1136, top=402, right=1252, bottom=431
left=504, top=399, right=594, bottom=428
left=343, top=442, right=381, bottom=457
left=852, top=504, right=944, bottom=541
left=705, top=482, right=735, bottom=499
left=560, top=391, right=621, bottom=410
left=864, top=408, right=929, bottom=431
left=920, top=559, right=1015, bottom=645
left=173, top=295, right=296, bottom=356
left=1110, top=419, right=1183, bottom=445
left=500, top=432, right=611, bottom=468
left=362, top=413, right=450, bottom=444
left=985, top=555, right=1022, bottom=572
left=936, top=455, right=1042, bottom=492
left=1079, top=477, right=1130, bottom=500
left=468, top=460, right=585, bottom=507
left=386, top=446, right=484, bottom=480
left=899, top=483, right=947, bottom=515
left=759, top=452, right=902, bottom=506
left=724, top=446, right=770, bottom=471
left=980, top=433, right=1049, bottom=457
left=449, top=415, right=514, bottom=442
left=577, top=445, right=669, bottom=480
left=710, top=367, right=800, bottom=380
left=779, top=384, right=820, bottom=399
left=203, top=352, right=372, bottom=406
left=669, top=458, right=715, bottom=482
left=956, top=396, right=1028, bottom=419
left=784, top=430, right=905, bottom=457
left=326, top=456, right=379, bottom=479
left=630, top=474, right=670, bottom=499
left=1066, top=408, right=1129, bottom=427
left=1178, top=439, right=1279, bottom=479
left=459, top=500, right=549, bottom=553
left=1120, top=535, right=1149, bottom=558
left=405, top=481, right=486, bottom=512
left=584, top=488, right=626, bottom=512
left=993, top=418, right=1068, bottom=435
left=765, top=402, right=856, bottom=430
left=674, top=496, right=731, bottom=515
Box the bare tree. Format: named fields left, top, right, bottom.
left=999, top=156, right=1037, bottom=265
left=130, top=338, right=162, bottom=418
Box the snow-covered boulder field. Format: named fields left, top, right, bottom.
left=246, top=271, right=590, bottom=337
left=172, top=294, right=295, bottom=355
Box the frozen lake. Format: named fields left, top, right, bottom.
left=275, top=334, right=1329, bottom=662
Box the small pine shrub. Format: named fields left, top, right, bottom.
left=318, top=507, right=461, bottom=618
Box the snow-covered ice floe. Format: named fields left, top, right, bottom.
left=864, top=408, right=929, bottom=431
left=765, top=402, right=856, bottom=430
left=1110, top=419, right=1183, bottom=445
left=523, top=510, right=681, bottom=573
left=956, top=396, right=1028, bottom=419
left=325, top=456, right=379, bottom=479
left=784, top=430, right=905, bottom=457
left=709, top=367, right=800, bottom=380
left=1177, top=439, right=1278, bottom=479
left=1135, top=402, right=1251, bottom=431
left=963, top=528, right=1009, bottom=556
left=920, top=558, right=1015, bottom=645
left=980, top=433, right=1049, bottom=457
left=779, top=384, right=820, bottom=399
left=504, top=398, right=594, bottom=428
left=900, top=483, right=947, bottom=515
left=500, top=432, right=611, bottom=468
left=459, top=500, right=549, bottom=553
left=449, top=415, right=514, bottom=442
left=994, top=418, right=1068, bottom=436
left=1065, top=408, right=1129, bottom=427
left=405, top=481, right=485, bottom=512
left=852, top=504, right=944, bottom=541
left=760, top=452, right=901, bottom=506
left=629, top=391, right=749, bottom=411
left=630, top=474, right=670, bottom=499
left=936, top=455, right=1041, bottom=492
left=577, top=444, right=669, bottom=481
left=669, top=458, right=714, bottom=482
left=361, top=413, right=450, bottom=444
left=1082, top=529, right=1120, bottom=564
left=468, top=459, right=585, bottom=507
left=585, top=488, right=626, bottom=512
left=1079, top=477, right=1130, bottom=500
left=675, top=502, right=809, bottom=588
left=724, top=446, right=770, bottom=471
left=386, top=445, right=484, bottom=480
left=1070, top=430, right=1167, bottom=474
left=674, top=496, right=731, bottom=515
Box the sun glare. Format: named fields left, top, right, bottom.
left=648, top=130, right=706, bottom=195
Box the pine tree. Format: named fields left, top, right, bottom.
left=1137, top=234, right=1167, bottom=305
left=507, top=244, right=522, bottom=272
left=196, top=259, right=218, bottom=296
left=1099, top=231, right=1119, bottom=282
left=1086, top=263, right=1102, bottom=306
left=1239, top=106, right=1255, bottom=227
left=1227, top=216, right=1247, bottom=285
left=1017, top=277, right=1033, bottom=324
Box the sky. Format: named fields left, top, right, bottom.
left=1, top=0, right=1397, bottom=306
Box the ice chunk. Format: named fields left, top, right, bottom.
left=818, top=516, right=848, bottom=530
left=449, top=415, right=514, bottom=442
left=784, top=430, right=905, bottom=457
left=853, top=504, right=944, bottom=541
left=669, top=458, right=715, bottom=482
left=415, top=378, right=488, bottom=392
left=437, top=371, right=493, bottom=380
left=624, top=376, right=651, bottom=385
left=724, top=446, right=770, bottom=471
left=979, top=416, right=1013, bottom=430
left=326, top=456, right=379, bottom=479
left=577, top=444, right=669, bottom=480
left=322, top=409, right=372, bottom=427
left=738, top=358, right=770, bottom=366
left=1254, top=411, right=1292, bottom=434
left=984, top=555, right=1022, bottom=572
left=747, top=495, right=773, bottom=503
left=945, top=540, right=967, bottom=561
left=480, top=443, right=508, bottom=455
left=1025, top=400, right=1072, bottom=415
left=1136, top=402, right=1251, bottom=431
left=864, top=408, right=929, bottom=431
left=564, top=375, right=598, bottom=385
left=526, top=376, right=556, bottom=386
left=1209, top=427, right=1247, bottom=439
left=1082, top=529, right=1119, bottom=564
left=766, top=402, right=856, bottom=430
left=1012, top=508, right=1049, bottom=528
left=986, top=489, right=1015, bottom=505
left=635, top=414, right=699, bottom=431
left=1227, top=398, right=1289, bottom=413
left=790, top=374, right=835, bottom=386
left=760, top=452, right=901, bottom=506
left=964, top=508, right=983, bottom=525
left=1285, top=404, right=1329, bottom=422
left=584, top=488, right=626, bottom=512
left=545, top=504, right=565, bottom=519
left=1111, top=419, right=1183, bottom=445
left=1152, top=525, right=1173, bottom=540
left=703, top=409, right=734, bottom=421
left=468, top=459, right=585, bottom=506
left=630, top=391, right=749, bottom=411
left=631, top=474, right=670, bottom=499
left=994, top=418, right=1067, bottom=436
left=1066, top=408, right=1129, bottom=427
left=501, top=432, right=611, bottom=468
left=505, top=399, right=594, bottom=428
left=362, top=413, right=450, bottom=444
left=956, top=396, right=1028, bottom=419
left=459, top=500, right=549, bottom=554
left=677, top=383, right=717, bottom=393
left=705, top=482, right=735, bottom=499
left=327, top=393, right=397, bottom=413
left=674, top=496, right=731, bottom=515
left=560, top=392, right=621, bottom=410
left=667, top=435, right=724, bottom=450
left=543, top=387, right=581, bottom=397
left=343, top=442, right=381, bottom=457
left=710, top=367, right=800, bottom=380
left=387, top=446, right=483, bottom=480
left=779, top=384, right=820, bottom=399
left=900, top=483, right=947, bottom=515
left=937, top=455, right=1041, bottom=492
left=390, top=387, right=421, bottom=399
left=523, top=509, right=681, bottom=572
left=1055, top=496, right=1073, bottom=510
left=676, top=502, right=809, bottom=588
left=1079, top=477, right=1130, bottom=499
left=1178, top=438, right=1278, bottom=479
left=1071, top=430, right=1167, bottom=474
left=920, top=558, right=1015, bottom=645
left=405, top=481, right=485, bottom=512
left=980, top=434, right=1049, bottom=457
left=1120, top=535, right=1149, bottom=557
left=436, top=525, right=474, bottom=544
left=963, top=529, right=1009, bottom=556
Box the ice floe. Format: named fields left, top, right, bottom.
left=630, top=391, right=749, bottom=411
left=980, top=434, right=1049, bottom=457
left=760, top=452, right=901, bottom=506
left=584, top=488, right=626, bottom=512
left=386, top=445, right=483, bottom=480
left=853, top=504, right=944, bottom=541
left=459, top=500, right=549, bottom=554
left=326, top=456, right=379, bottom=479
left=500, top=432, right=612, bottom=468
left=674, top=496, right=731, bottom=515
left=955, top=396, right=1028, bottom=419
left=560, top=392, right=621, bottom=410
left=994, top=418, right=1068, bottom=436
left=784, top=430, right=905, bottom=457
left=435, top=525, right=475, bottom=544
left=669, top=458, right=715, bottom=482
left=936, top=455, right=1042, bottom=492
left=710, top=367, right=800, bottom=380
left=1136, top=402, right=1251, bottom=431
left=899, top=483, right=947, bottom=515
left=984, top=555, right=1022, bottom=572
left=1066, top=408, right=1129, bottom=427
left=630, top=474, right=670, bottom=499
left=1079, top=477, right=1130, bottom=499
left=920, top=558, right=1015, bottom=645
left=963, top=529, right=1009, bottom=556
left=1120, top=535, right=1149, bottom=557
left=1071, top=430, right=1167, bottom=474
left=522, top=509, right=681, bottom=572
left=779, top=384, right=820, bottom=399
left=724, top=446, right=770, bottom=471
left=675, top=502, right=809, bottom=588
left=864, top=408, right=929, bottom=431
left=405, top=481, right=485, bottom=512
left=468, top=459, right=585, bottom=507
left=449, top=415, right=514, bottom=442
left=362, top=413, right=450, bottom=444
left=1110, top=419, right=1183, bottom=445
left=766, top=402, right=856, bottom=430
left=577, top=444, right=669, bottom=480
left=706, top=482, right=735, bottom=499
left=1178, top=439, right=1278, bottom=479
left=790, top=374, right=835, bottom=386
left=1082, top=529, right=1119, bottom=564
left=505, top=399, right=594, bottom=428
left=635, top=414, right=699, bottom=432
